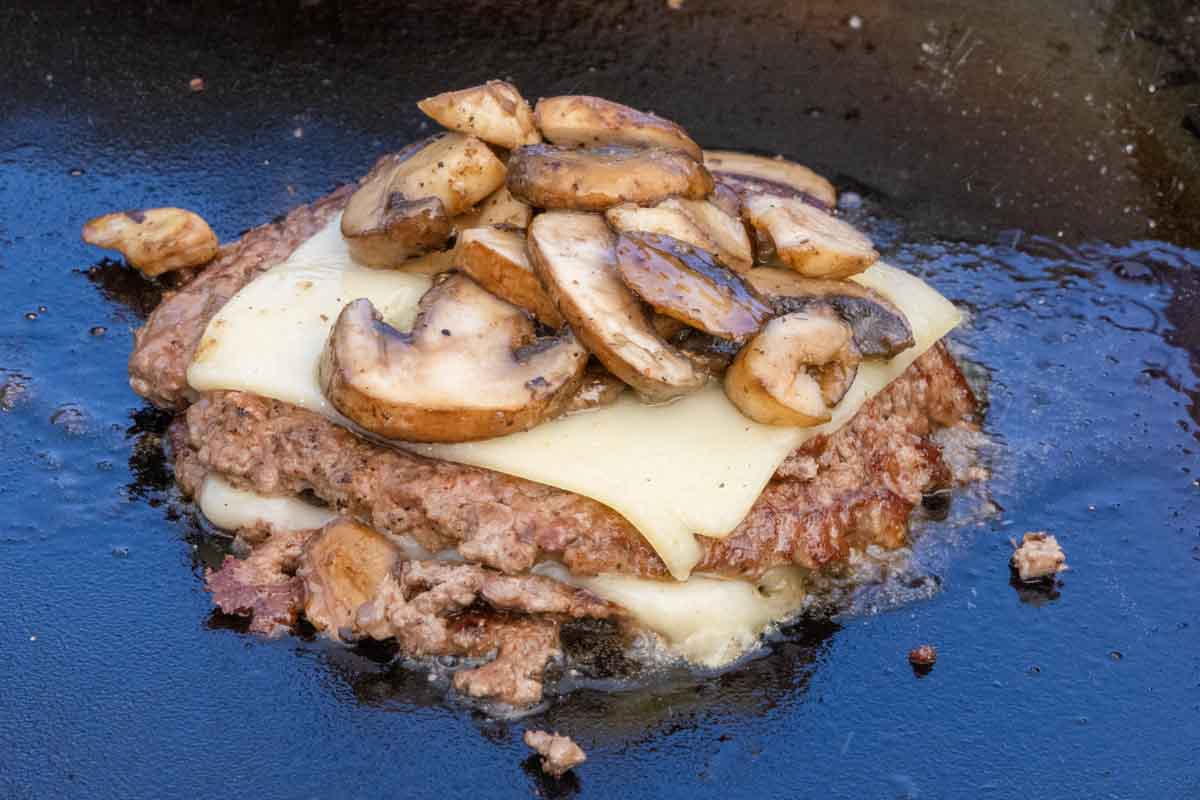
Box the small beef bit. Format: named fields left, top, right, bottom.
left=1011, top=532, right=1067, bottom=583
left=908, top=644, right=937, bottom=675
left=524, top=730, right=587, bottom=777
left=129, top=186, right=352, bottom=410
left=399, top=560, right=617, bottom=620
left=177, top=342, right=977, bottom=581
left=452, top=615, right=562, bottom=707
left=205, top=529, right=311, bottom=635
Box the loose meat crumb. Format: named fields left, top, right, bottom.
left=524, top=730, right=587, bottom=777
left=908, top=644, right=937, bottom=674
left=206, top=530, right=309, bottom=635
left=1010, top=532, right=1067, bottom=583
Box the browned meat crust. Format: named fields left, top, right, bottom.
left=206, top=521, right=613, bottom=706
left=129, top=187, right=352, bottom=409
left=206, top=529, right=308, bottom=635
left=172, top=342, right=976, bottom=581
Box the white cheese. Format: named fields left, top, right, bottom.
left=541, top=563, right=808, bottom=667
left=198, top=474, right=337, bottom=533
left=189, top=216, right=960, bottom=579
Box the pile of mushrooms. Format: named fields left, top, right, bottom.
left=322, top=81, right=914, bottom=443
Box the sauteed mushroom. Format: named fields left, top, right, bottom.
left=298, top=517, right=402, bottom=641
left=82, top=207, right=219, bottom=277
left=508, top=144, right=713, bottom=211
left=743, top=195, right=878, bottom=279
left=527, top=211, right=705, bottom=402
left=453, top=227, right=564, bottom=327
left=703, top=150, right=837, bottom=209
left=534, top=95, right=702, bottom=160
left=606, top=197, right=752, bottom=272
left=615, top=232, right=772, bottom=342
left=342, top=135, right=506, bottom=267
left=319, top=274, right=587, bottom=442
left=417, top=80, right=541, bottom=149
left=724, top=310, right=861, bottom=426
left=746, top=267, right=913, bottom=358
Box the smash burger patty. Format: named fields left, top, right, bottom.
left=114, top=85, right=982, bottom=709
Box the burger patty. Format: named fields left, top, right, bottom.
left=129, top=188, right=980, bottom=706
left=171, top=340, right=975, bottom=581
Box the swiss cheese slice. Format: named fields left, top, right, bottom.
left=189, top=215, right=961, bottom=579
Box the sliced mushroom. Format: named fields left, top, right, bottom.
left=703, top=150, right=837, bottom=209
left=394, top=248, right=457, bottom=276
left=534, top=95, right=702, bottom=160
left=452, top=185, right=532, bottom=233
left=527, top=212, right=705, bottom=402
left=615, top=232, right=772, bottom=342
left=319, top=274, right=587, bottom=442
left=564, top=363, right=627, bottom=414
left=606, top=198, right=752, bottom=273
left=745, top=267, right=913, bottom=358
left=453, top=227, right=563, bottom=327
left=298, top=517, right=402, bottom=641
left=724, top=311, right=861, bottom=426
left=743, top=195, right=878, bottom=279
left=342, top=135, right=506, bottom=267
left=81, top=207, right=218, bottom=277
left=508, top=145, right=713, bottom=211
left=417, top=80, right=541, bottom=149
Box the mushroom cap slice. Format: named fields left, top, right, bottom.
left=724, top=311, right=861, bottom=426
left=703, top=150, right=837, bottom=209
left=342, top=134, right=506, bottom=267
left=745, top=267, right=914, bottom=358
left=564, top=363, right=627, bottom=414
left=508, top=144, right=713, bottom=211
left=319, top=274, right=588, bottom=442
left=298, top=517, right=402, bottom=641
left=614, top=232, right=772, bottom=342
left=81, top=207, right=218, bottom=277
left=453, top=227, right=564, bottom=327
left=606, top=197, right=752, bottom=273
left=527, top=211, right=705, bottom=402
left=452, top=185, right=533, bottom=233
left=417, top=80, right=541, bottom=149
left=534, top=95, right=702, bottom=160
left=743, top=195, right=879, bottom=279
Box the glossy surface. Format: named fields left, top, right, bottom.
left=2, top=1, right=1199, bottom=797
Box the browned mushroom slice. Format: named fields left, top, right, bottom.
left=745, top=267, right=913, bottom=358
left=81, top=207, right=219, bottom=277
left=342, top=134, right=506, bottom=267
left=319, top=274, right=587, bottom=442
left=703, top=150, right=837, bottom=209
left=743, top=195, right=878, bottom=279
left=564, top=363, right=627, bottom=414
left=605, top=198, right=752, bottom=273
left=417, top=80, right=541, bottom=149
left=615, top=232, right=772, bottom=342
left=724, top=311, right=861, bottom=426
left=452, top=185, right=533, bottom=233
left=297, top=517, right=402, bottom=641
left=527, top=211, right=705, bottom=402
left=534, top=95, right=702, bottom=160
left=507, top=145, right=713, bottom=211
left=453, top=227, right=564, bottom=327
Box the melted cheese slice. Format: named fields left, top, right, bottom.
left=198, top=475, right=337, bottom=533
left=190, top=216, right=960, bottom=579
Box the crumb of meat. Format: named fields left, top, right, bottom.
left=908, top=644, right=937, bottom=669
left=205, top=529, right=310, bottom=635
left=524, top=730, right=587, bottom=777
left=1010, top=532, right=1067, bottom=583
left=453, top=616, right=562, bottom=708
left=128, top=186, right=352, bottom=409
left=290, top=517, right=617, bottom=705
left=176, top=343, right=977, bottom=581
